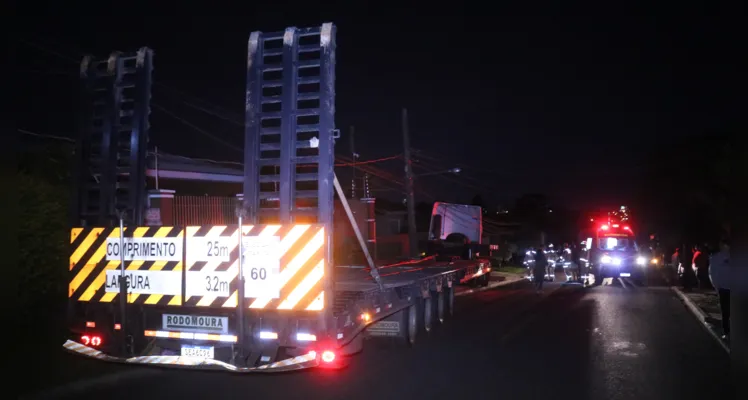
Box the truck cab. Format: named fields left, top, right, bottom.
left=426, top=202, right=493, bottom=260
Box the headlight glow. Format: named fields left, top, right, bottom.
left=636, top=256, right=646, bottom=266
left=601, top=255, right=613, bottom=264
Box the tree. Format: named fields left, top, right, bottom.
left=18, top=140, right=73, bottom=330
left=513, top=193, right=550, bottom=246
left=637, top=133, right=729, bottom=246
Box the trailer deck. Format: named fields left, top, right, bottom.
left=335, top=259, right=485, bottom=291
left=332, top=258, right=490, bottom=334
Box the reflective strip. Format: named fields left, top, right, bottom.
left=250, top=227, right=324, bottom=309
left=143, top=330, right=237, bottom=342
left=70, top=224, right=327, bottom=310
left=296, top=333, right=316, bottom=341
left=306, top=291, right=324, bottom=311
left=70, top=228, right=105, bottom=269
left=70, top=226, right=184, bottom=306
left=62, top=340, right=318, bottom=372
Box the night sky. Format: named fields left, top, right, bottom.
left=17, top=4, right=734, bottom=212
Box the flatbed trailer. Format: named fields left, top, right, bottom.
left=65, top=228, right=490, bottom=372
left=64, top=22, right=491, bottom=372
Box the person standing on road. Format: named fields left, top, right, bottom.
left=570, top=243, right=583, bottom=283
left=693, top=245, right=712, bottom=290
left=680, top=244, right=697, bottom=291
left=709, top=239, right=730, bottom=341
left=533, top=245, right=548, bottom=294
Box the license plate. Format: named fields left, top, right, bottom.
left=181, top=345, right=214, bottom=359
left=619, top=273, right=631, bottom=277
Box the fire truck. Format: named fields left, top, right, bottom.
left=65, top=23, right=491, bottom=372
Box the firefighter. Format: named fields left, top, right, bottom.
left=533, top=245, right=548, bottom=293
left=544, top=244, right=557, bottom=281
left=568, top=243, right=581, bottom=282
left=523, top=248, right=536, bottom=280
left=561, top=243, right=577, bottom=281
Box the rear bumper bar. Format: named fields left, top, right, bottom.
left=62, top=340, right=319, bottom=373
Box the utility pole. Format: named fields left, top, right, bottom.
left=350, top=125, right=357, bottom=199
left=402, top=108, right=418, bottom=258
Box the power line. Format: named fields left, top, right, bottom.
left=335, top=155, right=401, bottom=166
left=20, top=39, right=79, bottom=63
left=19, top=128, right=74, bottom=143
left=148, top=150, right=243, bottom=167
left=21, top=38, right=245, bottom=126
left=151, top=103, right=243, bottom=153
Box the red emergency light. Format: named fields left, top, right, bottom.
left=600, top=225, right=609, bottom=230
left=623, top=226, right=631, bottom=231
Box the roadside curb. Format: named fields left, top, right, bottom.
left=455, top=276, right=526, bottom=297
left=670, top=286, right=730, bottom=354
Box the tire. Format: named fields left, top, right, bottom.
left=436, top=291, right=445, bottom=324
left=405, top=304, right=417, bottom=346
left=480, top=273, right=490, bottom=287
left=423, top=297, right=433, bottom=333
left=445, top=286, right=455, bottom=317
left=397, top=304, right=417, bottom=347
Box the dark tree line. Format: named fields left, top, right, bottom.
left=18, top=139, right=73, bottom=332
left=636, top=133, right=730, bottom=247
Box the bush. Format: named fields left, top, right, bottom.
left=18, top=171, right=69, bottom=326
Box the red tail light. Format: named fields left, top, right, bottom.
left=81, top=335, right=102, bottom=347
left=321, top=350, right=336, bottom=363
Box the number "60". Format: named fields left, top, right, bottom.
left=250, top=268, right=267, bottom=280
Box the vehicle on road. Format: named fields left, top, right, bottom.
left=65, top=23, right=492, bottom=374
left=585, top=223, right=648, bottom=283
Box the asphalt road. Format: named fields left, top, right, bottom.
left=23, top=270, right=733, bottom=400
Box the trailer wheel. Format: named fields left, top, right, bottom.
left=423, top=297, right=433, bottom=332
left=437, top=291, right=445, bottom=324
left=406, top=304, right=417, bottom=346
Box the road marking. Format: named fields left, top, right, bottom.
left=24, top=368, right=162, bottom=399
